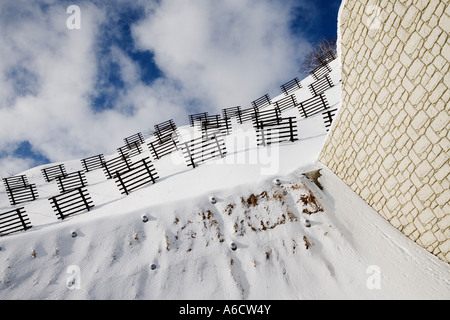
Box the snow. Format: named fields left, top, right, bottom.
left=0, top=57, right=448, bottom=300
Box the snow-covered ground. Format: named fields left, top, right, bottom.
left=0, top=59, right=448, bottom=300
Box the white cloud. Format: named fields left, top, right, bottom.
left=0, top=0, right=312, bottom=177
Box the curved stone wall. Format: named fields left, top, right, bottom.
left=319, top=0, right=449, bottom=262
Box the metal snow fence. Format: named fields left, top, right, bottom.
left=117, top=141, right=144, bottom=159
left=308, top=74, right=333, bottom=96
left=322, top=108, right=338, bottom=132
left=114, top=157, right=159, bottom=195
left=0, top=207, right=32, bottom=236
left=256, top=117, right=298, bottom=146
left=316, top=50, right=337, bottom=66
left=201, top=115, right=232, bottom=137
left=49, top=187, right=94, bottom=220
left=124, top=132, right=145, bottom=148
left=181, top=132, right=227, bottom=168
left=310, top=63, right=332, bottom=80
left=297, top=94, right=330, bottom=118
left=280, top=77, right=302, bottom=95
left=189, top=112, right=209, bottom=127
left=81, top=154, right=106, bottom=172
left=222, top=106, right=242, bottom=123
left=252, top=106, right=282, bottom=129
left=3, top=175, right=39, bottom=206
left=103, top=155, right=133, bottom=179
left=273, top=94, right=298, bottom=113
left=55, top=170, right=88, bottom=194
left=41, top=164, right=67, bottom=183
left=154, top=119, right=177, bottom=143
left=148, top=134, right=179, bottom=160
left=251, top=94, right=272, bottom=110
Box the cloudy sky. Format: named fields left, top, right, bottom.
left=0, top=0, right=341, bottom=177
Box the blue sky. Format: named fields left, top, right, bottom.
left=0, top=0, right=341, bottom=176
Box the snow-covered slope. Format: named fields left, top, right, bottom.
left=0, top=59, right=448, bottom=300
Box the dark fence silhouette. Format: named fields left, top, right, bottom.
left=317, top=50, right=337, bottom=66
left=256, top=117, right=298, bottom=146
left=81, top=154, right=105, bottom=172
left=310, top=63, right=332, bottom=80
left=103, top=155, right=133, bottom=179
left=181, top=133, right=227, bottom=168
left=154, top=119, right=177, bottom=142
left=273, top=94, right=298, bottom=112
left=148, top=135, right=179, bottom=160
left=308, top=74, right=333, bottom=96
left=280, top=77, right=302, bottom=95
left=124, top=132, right=145, bottom=148
left=114, top=157, right=159, bottom=195
left=117, top=141, right=144, bottom=159
left=0, top=207, right=31, bottom=236
left=253, top=106, right=282, bottom=129
left=3, top=175, right=39, bottom=206
left=56, top=170, right=87, bottom=194
left=41, top=164, right=67, bottom=182
left=201, top=115, right=232, bottom=137
left=49, top=187, right=94, bottom=220
left=236, top=107, right=257, bottom=124
left=251, top=94, right=271, bottom=110
left=322, top=108, right=338, bottom=132
left=297, top=93, right=330, bottom=118
left=189, top=112, right=208, bottom=127
left=222, top=106, right=241, bottom=122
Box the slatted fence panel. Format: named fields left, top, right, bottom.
left=222, top=106, right=241, bottom=122
left=322, top=108, right=338, bottom=131
left=117, top=141, right=143, bottom=159
left=148, top=134, right=179, bottom=160
left=297, top=94, right=330, bottom=118
left=201, top=115, right=232, bottom=137
left=251, top=94, right=271, bottom=110
left=49, top=187, right=94, bottom=220
left=103, top=155, right=133, bottom=179
left=114, top=157, right=159, bottom=195
left=56, top=171, right=87, bottom=193
left=280, top=78, right=302, bottom=95
left=154, top=119, right=177, bottom=143
left=124, top=132, right=145, bottom=148
left=3, top=175, right=29, bottom=190
left=252, top=106, right=282, bottom=129
left=274, top=94, right=298, bottom=112
left=256, top=117, right=298, bottom=146
left=181, top=133, right=227, bottom=168
left=6, top=184, right=39, bottom=206
left=308, top=74, right=333, bottom=96
left=81, top=154, right=105, bottom=172
left=0, top=207, right=31, bottom=236
left=317, top=50, right=337, bottom=66
left=236, top=107, right=258, bottom=124
left=189, top=112, right=208, bottom=127
left=310, top=63, right=332, bottom=80
left=41, top=164, right=67, bottom=182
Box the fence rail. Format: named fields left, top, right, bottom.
left=253, top=106, right=282, bottom=129
left=256, top=117, right=298, bottom=146
left=0, top=207, right=31, bottom=236
left=81, top=154, right=105, bottom=172
left=189, top=112, right=208, bottom=127
left=114, top=157, right=159, bottom=195
left=49, top=187, right=94, bottom=220
left=222, top=106, right=241, bottom=122
left=148, top=134, right=179, bottom=160
left=41, top=164, right=67, bottom=182
left=201, top=115, right=232, bottom=137
left=280, top=77, right=302, bottom=95
left=310, top=63, right=332, bottom=80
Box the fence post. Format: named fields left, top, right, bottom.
left=52, top=197, right=65, bottom=220
left=319, top=94, right=328, bottom=110
left=115, top=171, right=128, bottom=195
left=78, top=188, right=92, bottom=211
left=142, top=159, right=156, bottom=184
left=16, top=208, right=29, bottom=231
left=299, top=102, right=307, bottom=118
left=213, top=134, right=224, bottom=158
left=184, top=142, right=196, bottom=168
left=289, top=117, right=294, bottom=142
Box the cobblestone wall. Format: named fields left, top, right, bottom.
left=319, top=0, right=449, bottom=262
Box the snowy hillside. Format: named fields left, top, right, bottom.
left=0, top=58, right=448, bottom=300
